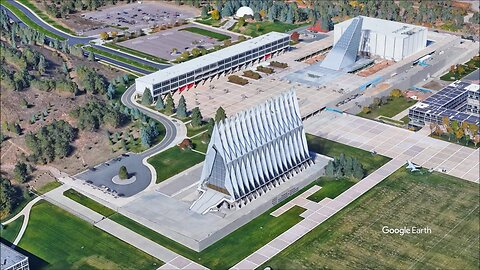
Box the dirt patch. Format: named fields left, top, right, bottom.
left=422, top=80, right=447, bottom=91
left=357, top=60, right=395, bottom=77
left=304, top=53, right=327, bottom=64
left=364, top=82, right=391, bottom=96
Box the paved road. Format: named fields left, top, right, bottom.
left=1, top=1, right=170, bottom=73
left=75, top=84, right=180, bottom=197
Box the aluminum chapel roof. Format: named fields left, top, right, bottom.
left=137, top=32, right=290, bottom=85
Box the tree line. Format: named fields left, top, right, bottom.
left=430, top=117, right=480, bottom=147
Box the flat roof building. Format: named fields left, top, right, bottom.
left=1, top=244, right=29, bottom=270
left=334, top=16, right=427, bottom=61
left=135, top=32, right=290, bottom=98
left=409, top=81, right=479, bottom=129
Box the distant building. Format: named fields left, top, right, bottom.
left=235, top=6, right=254, bottom=18
left=191, top=90, right=312, bottom=214
left=409, top=81, right=479, bottom=129
left=135, top=32, right=290, bottom=98
left=333, top=16, right=427, bottom=61
left=1, top=244, right=29, bottom=270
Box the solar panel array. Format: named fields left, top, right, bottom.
left=410, top=81, right=480, bottom=126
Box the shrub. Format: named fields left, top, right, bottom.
left=269, top=61, right=288, bottom=68
left=256, top=66, right=274, bottom=74
left=228, top=75, right=249, bottom=85
left=179, top=138, right=193, bottom=150
left=243, top=70, right=261, bottom=80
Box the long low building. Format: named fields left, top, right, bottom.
left=334, top=16, right=427, bottom=61
left=135, top=32, right=290, bottom=98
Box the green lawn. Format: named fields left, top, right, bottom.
left=307, top=177, right=357, bottom=202
left=0, top=215, right=24, bottom=243
left=1, top=194, right=36, bottom=223
left=231, top=21, right=310, bottom=37
left=400, top=115, right=410, bottom=125
left=194, top=16, right=228, bottom=27
left=35, top=180, right=62, bottom=195
left=440, top=56, right=480, bottom=81
left=306, top=134, right=390, bottom=174
left=0, top=1, right=66, bottom=41
left=18, top=201, right=162, bottom=269
left=84, top=46, right=158, bottom=73
left=180, top=27, right=231, bottom=41
left=63, top=189, right=116, bottom=217
left=430, top=134, right=479, bottom=149
left=191, top=136, right=208, bottom=154
left=17, top=0, right=76, bottom=35
left=186, top=123, right=209, bottom=137
left=357, top=97, right=417, bottom=119
left=262, top=167, right=480, bottom=269
left=147, top=146, right=205, bottom=183
left=104, top=43, right=169, bottom=64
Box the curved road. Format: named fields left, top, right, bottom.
left=1, top=3, right=181, bottom=196
left=1, top=0, right=170, bottom=72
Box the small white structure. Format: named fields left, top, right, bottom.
left=191, top=89, right=312, bottom=214
left=235, top=6, right=254, bottom=18
left=334, top=16, right=427, bottom=62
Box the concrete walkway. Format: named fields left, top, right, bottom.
left=232, top=158, right=405, bottom=269
left=1, top=196, right=42, bottom=245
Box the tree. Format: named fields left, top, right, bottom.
left=176, top=95, right=187, bottom=118
left=118, top=166, right=129, bottom=180
left=353, top=163, right=364, bottom=179
left=38, top=55, right=46, bottom=74
left=14, top=162, right=29, bottom=183
left=206, top=118, right=215, bottom=138
left=238, top=17, right=246, bottom=27
left=141, top=88, right=153, bottom=105
left=455, top=128, right=464, bottom=143
left=88, top=51, right=95, bottom=61
left=362, top=107, right=371, bottom=114
left=191, top=107, right=203, bottom=127
left=390, top=89, right=403, bottom=98
left=165, top=93, right=175, bottom=114
left=201, top=6, right=208, bottom=18
left=20, top=98, right=28, bottom=109
left=215, top=107, right=226, bottom=123
left=180, top=50, right=190, bottom=60
left=211, top=9, right=220, bottom=20
left=155, top=97, right=165, bottom=110
left=62, top=62, right=69, bottom=74
left=290, top=31, right=300, bottom=43
left=325, top=160, right=335, bottom=177
left=99, top=32, right=109, bottom=40
left=223, top=39, right=232, bottom=46
left=111, top=31, right=118, bottom=38
left=107, top=83, right=116, bottom=100
left=0, top=177, right=17, bottom=216
left=191, top=47, right=202, bottom=57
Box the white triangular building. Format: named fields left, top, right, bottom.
left=191, top=89, right=312, bottom=214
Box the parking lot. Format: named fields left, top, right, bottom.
left=119, top=24, right=240, bottom=61
left=82, top=1, right=197, bottom=32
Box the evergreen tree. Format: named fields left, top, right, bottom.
left=325, top=160, right=335, bottom=177
left=191, top=107, right=203, bottom=127
left=176, top=95, right=187, bottom=118
left=62, top=62, right=69, bottom=74
left=14, top=162, right=28, bottom=183
left=38, top=55, right=46, bottom=74
left=155, top=97, right=165, bottom=110
left=165, top=93, right=175, bottom=114
left=215, top=106, right=226, bottom=123
left=141, top=88, right=153, bottom=105
left=140, top=126, right=153, bottom=147
left=201, top=6, right=208, bottom=18
left=88, top=51, right=95, bottom=61
left=107, top=83, right=116, bottom=100
left=118, top=166, right=129, bottom=179
left=206, top=118, right=215, bottom=138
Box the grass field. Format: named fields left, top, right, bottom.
left=357, top=97, right=417, bottom=119
left=191, top=136, right=208, bottom=154
left=306, top=134, right=390, bottom=174
left=63, top=189, right=116, bottom=217
left=147, top=146, right=205, bottom=183
left=186, top=123, right=209, bottom=137
left=180, top=27, right=231, bottom=41
left=0, top=215, right=24, bottom=243
left=231, top=21, right=310, bottom=37
left=35, top=180, right=62, bottom=195
left=17, top=201, right=162, bottom=269
left=84, top=46, right=158, bottom=73
left=262, top=167, right=480, bottom=269
left=194, top=16, right=229, bottom=27
left=17, top=0, right=76, bottom=35
left=307, top=177, right=357, bottom=202
left=104, top=43, right=169, bottom=64
left=0, top=1, right=66, bottom=41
